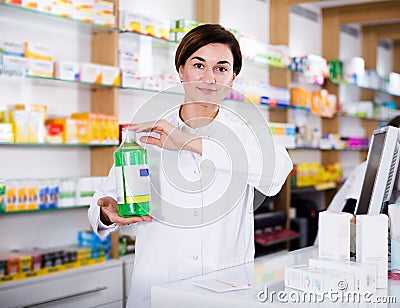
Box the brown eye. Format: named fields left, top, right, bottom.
left=215, top=66, right=228, bottom=73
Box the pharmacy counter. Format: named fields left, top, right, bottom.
left=151, top=246, right=400, bottom=308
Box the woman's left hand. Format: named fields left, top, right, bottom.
left=132, top=120, right=202, bottom=154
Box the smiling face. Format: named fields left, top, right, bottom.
left=178, top=43, right=236, bottom=105
left=178, top=43, right=236, bottom=86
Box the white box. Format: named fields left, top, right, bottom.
left=119, top=10, right=143, bottom=33
left=57, top=61, right=80, bottom=81
left=25, top=42, right=53, bottom=61
left=28, top=59, right=54, bottom=78
left=3, top=40, right=25, bottom=57
left=80, top=63, right=102, bottom=83
left=318, top=211, right=353, bottom=260
left=356, top=214, right=388, bottom=288
left=121, top=69, right=142, bottom=88
left=3, top=55, right=28, bottom=71
left=101, top=65, right=120, bottom=86
left=309, top=258, right=376, bottom=292
left=285, top=265, right=355, bottom=296
left=76, top=177, right=94, bottom=206
left=58, top=178, right=77, bottom=208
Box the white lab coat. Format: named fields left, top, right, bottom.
left=88, top=107, right=293, bottom=308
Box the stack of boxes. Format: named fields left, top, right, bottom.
left=6, top=1, right=116, bottom=27
left=0, top=105, right=119, bottom=145
left=0, top=176, right=107, bottom=212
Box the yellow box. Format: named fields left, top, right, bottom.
left=17, top=183, right=28, bottom=211
left=5, top=181, right=18, bottom=212
left=51, top=1, right=74, bottom=18
left=94, top=0, right=113, bottom=15
left=8, top=105, right=47, bottom=143
left=25, top=42, right=53, bottom=61
left=27, top=182, right=39, bottom=210
left=71, top=112, right=99, bottom=143
left=46, top=118, right=88, bottom=144
left=119, top=10, right=142, bottom=33
left=21, top=0, right=38, bottom=9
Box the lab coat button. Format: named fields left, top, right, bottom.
left=194, top=211, right=198, bottom=216
left=193, top=255, right=198, bottom=260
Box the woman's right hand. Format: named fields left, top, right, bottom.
left=97, top=196, right=152, bottom=226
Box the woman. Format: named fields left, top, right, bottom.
left=88, top=24, right=293, bottom=307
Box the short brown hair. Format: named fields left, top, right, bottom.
left=175, top=24, right=242, bottom=76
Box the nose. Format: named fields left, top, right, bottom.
left=203, top=68, right=216, bottom=84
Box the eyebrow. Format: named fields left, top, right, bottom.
left=190, top=56, right=232, bottom=66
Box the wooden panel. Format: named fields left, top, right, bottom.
left=361, top=119, right=379, bottom=138
left=322, top=8, right=341, bottom=62
left=91, top=31, right=119, bottom=66
left=361, top=26, right=379, bottom=70
left=90, top=1, right=120, bottom=259
left=324, top=80, right=339, bottom=98
left=321, top=116, right=339, bottom=135
left=91, top=87, right=118, bottom=115
left=91, top=147, right=116, bottom=176
left=270, top=0, right=290, bottom=45
left=196, top=0, right=220, bottom=23
left=270, top=69, right=291, bottom=88
left=360, top=88, right=376, bottom=102
left=363, top=23, right=400, bottom=41
left=330, top=1, right=400, bottom=25
left=290, top=0, right=336, bottom=3
left=321, top=151, right=340, bottom=166
left=269, top=108, right=289, bottom=123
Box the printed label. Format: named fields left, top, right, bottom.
left=124, top=164, right=150, bottom=199
left=115, top=166, right=125, bottom=204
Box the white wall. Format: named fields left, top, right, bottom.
left=0, top=6, right=92, bottom=250
left=220, top=0, right=269, bottom=42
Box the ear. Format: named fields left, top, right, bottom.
left=178, top=65, right=184, bottom=81
left=230, top=73, right=236, bottom=86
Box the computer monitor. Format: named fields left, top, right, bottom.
left=355, top=125, right=400, bottom=215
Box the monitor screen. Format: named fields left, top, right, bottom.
left=355, top=126, right=400, bottom=215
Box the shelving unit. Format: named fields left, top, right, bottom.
left=0, top=2, right=122, bottom=300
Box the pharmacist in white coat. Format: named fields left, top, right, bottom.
left=88, top=24, right=293, bottom=308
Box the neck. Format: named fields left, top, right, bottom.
left=180, top=102, right=219, bottom=129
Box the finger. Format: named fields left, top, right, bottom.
left=97, top=197, right=116, bottom=207
left=131, top=121, right=158, bottom=133
left=115, top=215, right=152, bottom=226
left=140, top=136, right=162, bottom=147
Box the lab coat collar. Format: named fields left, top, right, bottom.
left=175, top=105, right=225, bottom=137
